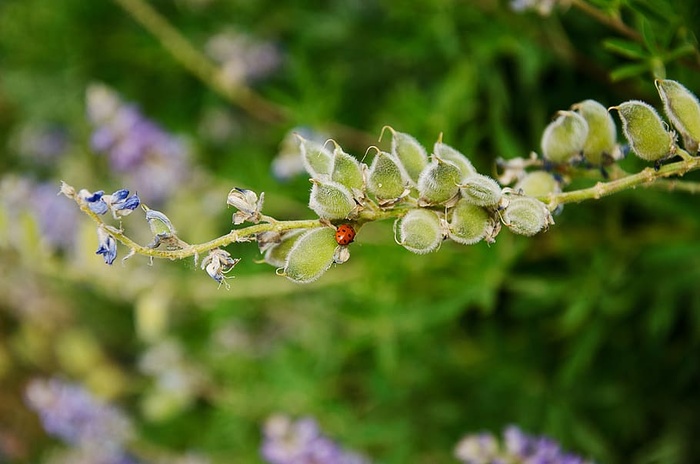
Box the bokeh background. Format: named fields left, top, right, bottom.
left=2, top=0, right=700, bottom=462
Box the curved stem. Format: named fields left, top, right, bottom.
left=569, top=0, right=641, bottom=42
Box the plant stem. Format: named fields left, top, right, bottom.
left=569, top=0, right=641, bottom=42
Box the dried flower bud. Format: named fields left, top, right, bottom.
left=308, top=180, right=356, bottom=219
left=433, top=140, right=476, bottom=181
left=298, top=136, right=333, bottom=179
left=417, top=158, right=461, bottom=205
left=460, top=174, right=502, bottom=207
left=541, top=110, right=589, bottom=164
left=95, top=226, right=117, bottom=265
left=655, top=79, right=700, bottom=153
left=395, top=209, right=443, bottom=254
left=572, top=99, right=618, bottom=165
left=502, top=196, right=551, bottom=236
left=386, top=127, right=428, bottom=184
left=201, top=248, right=240, bottom=287
left=227, top=187, right=264, bottom=224
left=367, top=150, right=409, bottom=201
left=514, top=171, right=560, bottom=198
left=448, top=198, right=493, bottom=245
left=262, top=229, right=306, bottom=267
left=330, top=144, right=364, bottom=195
left=611, top=100, right=675, bottom=162
left=283, top=227, right=339, bottom=283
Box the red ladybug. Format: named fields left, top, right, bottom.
left=335, top=224, right=356, bottom=246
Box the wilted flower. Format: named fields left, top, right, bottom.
left=103, top=189, right=141, bottom=218
left=201, top=248, right=240, bottom=287
left=227, top=188, right=264, bottom=225
left=96, top=227, right=117, bottom=265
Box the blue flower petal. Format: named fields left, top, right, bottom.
left=88, top=200, right=109, bottom=215
left=111, top=189, right=130, bottom=201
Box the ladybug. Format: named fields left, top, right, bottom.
left=335, top=224, right=356, bottom=246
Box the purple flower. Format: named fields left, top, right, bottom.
left=80, top=189, right=109, bottom=215
left=96, top=227, right=117, bottom=265
left=104, top=189, right=141, bottom=218
left=261, top=415, right=370, bottom=464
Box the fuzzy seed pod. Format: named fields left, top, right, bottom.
left=611, top=100, right=675, bottom=162
left=396, top=209, right=443, bottom=254
left=502, top=196, right=551, bottom=236
left=460, top=173, right=502, bottom=207
left=283, top=228, right=339, bottom=283
left=655, top=79, right=700, bottom=153
left=298, top=136, right=333, bottom=179
left=514, top=171, right=560, bottom=198
left=433, top=140, right=476, bottom=181
left=367, top=150, right=408, bottom=201
left=331, top=144, right=365, bottom=194
left=308, top=180, right=356, bottom=219
left=417, top=159, right=461, bottom=205
left=541, top=110, right=589, bottom=164
left=572, top=99, right=618, bottom=165
left=387, top=127, right=429, bottom=184
left=263, top=229, right=306, bottom=268
left=448, top=198, right=492, bottom=245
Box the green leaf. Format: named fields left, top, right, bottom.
left=609, top=62, right=650, bottom=82
left=603, top=38, right=648, bottom=60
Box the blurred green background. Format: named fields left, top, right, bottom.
left=2, top=0, right=700, bottom=462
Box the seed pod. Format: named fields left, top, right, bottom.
left=541, top=110, right=589, bottom=164
left=263, top=229, right=306, bottom=268
left=433, top=140, right=477, bottom=181
left=571, top=99, right=618, bottom=165
left=283, top=228, right=338, bottom=283
left=448, top=198, right=492, bottom=245
left=417, top=158, right=461, bottom=205
left=308, top=180, right=356, bottom=219
left=655, top=79, right=700, bottom=153
left=298, top=136, right=333, bottom=179
left=386, top=127, right=428, bottom=184
left=395, top=209, right=443, bottom=254
left=330, top=144, right=364, bottom=194
left=514, top=171, right=560, bottom=198
left=460, top=173, right=502, bottom=207
left=502, top=196, right=551, bottom=236
left=367, top=150, right=408, bottom=201
left=143, top=205, right=176, bottom=237
left=611, top=100, right=675, bottom=162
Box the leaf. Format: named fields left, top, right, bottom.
left=609, top=62, right=650, bottom=82
left=603, top=38, right=648, bottom=60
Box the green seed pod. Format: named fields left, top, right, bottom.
left=417, top=159, right=461, bottom=205
left=298, top=136, right=333, bottom=179
left=514, top=171, right=560, bottom=198
left=263, top=229, right=306, bottom=268
left=611, top=100, right=675, bottom=162
left=143, top=205, right=176, bottom=237
left=448, top=198, right=492, bottom=245
left=655, top=79, right=700, bottom=153
left=283, top=228, right=338, bottom=283
left=433, top=140, right=477, bottom=181
left=460, top=173, right=502, bottom=207
left=395, top=209, right=443, bottom=254
left=308, top=180, right=356, bottom=219
left=502, top=196, right=551, bottom=236
left=367, top=150, right=408, bottom=201
left=541, top=110, right=589, bottom=164
left=571, top=99, right=618, bottom=165
left=386, top=127, right=428, bottom=184
left=331, top=144, right=365, bottom=194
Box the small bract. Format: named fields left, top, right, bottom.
left=656, top=79, right=700, bottom=153
left=502, top=196, right=551, bottom=236
left=448, top=198, right=492, bottom=245
left=395, top=209, right=443, bottom=254
left=367, top=150, right=408, bottom=202
left=572, top=99, right=618, bottom=165
left=460, top=174, right=502, bottom=208
left=611, top=100, right=675, bottom=162
left=417, top=158, right=461, bottom=206
left=386, top=127, right=429, bottom=184
left=541, top=110, right=589, bottom=164
left=308, top=180, right=356, bottom=219
left=283, top=227, right=339, bottom=283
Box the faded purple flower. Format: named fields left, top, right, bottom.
left=14, top=123, right=70, bottom=163
left=261, top=415, right=370, bottom=464
left=204, top=29, right=282, bottom=86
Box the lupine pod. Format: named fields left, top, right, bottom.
left=367, top=150, right=408, bottom=201
left=611, top=100, right=675, bottom=162
left=448, top=198, right=492, bottom=245
left=433, top=140, right=477, bottom=181
left=460, top=173, right=502, bottom=207
left=330, top=145, right=364, bottom=193
left=514, top=171, right=560, bottom=198
left=417, top=158, right=461, bottom=205
left=502, top=196, right=551, bottom=236
left=396, top=209, right=443, bottom=254
left=541, top=110, right=589, bottom=164
left=387, top=127, right=429, bottom=184
left=298, top=136, right=333, bottom=179
left=655, top=79, right=700, bottom=153
left=572, top=99, right=618, bottom=165
left=308, top=180, right=356, bottom=219
left=264, top=229, right=306, bottom=267
left=283, top=228, right=339, bottom=283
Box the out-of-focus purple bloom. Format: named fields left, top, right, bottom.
left=204, top=29, right=282, bottom=86
left=14, top=123, right=70, bottom=163
left=24, top=378, right=133, bottom=462
left=261, top=415, right=370, bottom=464
left=455, top=425, right=595, bottom=464
left=96, top=227, right=117, bottom=265
left=86, top=84, right=189, bottom=204
left=509, top=0, right=558, bottom=15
